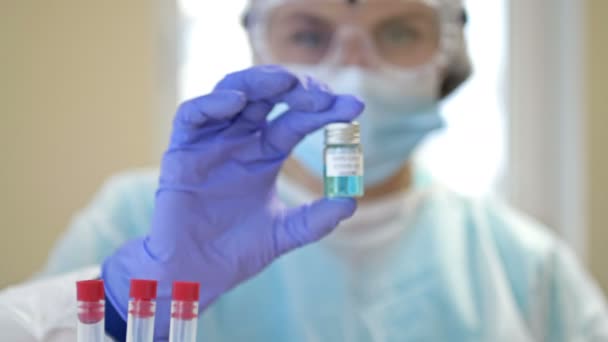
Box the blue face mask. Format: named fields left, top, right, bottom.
left=283, top=65, right=444, bottom=187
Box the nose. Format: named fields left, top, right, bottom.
left=335, top=28, right=374, bottom=68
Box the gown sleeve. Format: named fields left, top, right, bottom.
left=39, top=169, right=158, bottom=277
left=0, top=267, right=102, bottom=341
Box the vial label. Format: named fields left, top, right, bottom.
left=325, top=148, right=363, bottom=177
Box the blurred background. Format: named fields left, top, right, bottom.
left=0, top=0, right=606, bottom=292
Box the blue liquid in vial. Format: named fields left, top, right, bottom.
left=324, top=175, right=364, bottom=198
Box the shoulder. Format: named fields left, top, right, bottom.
left=458, top=192, right=608, bottom=339
left=423, top=187, right=608, bottom=342
left=474, top=194, right=558, bottom=267
left=427, top=186, right=558, bottom=264
left=425, top=187, right=560, bottom=304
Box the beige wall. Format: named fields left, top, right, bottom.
left=0, top=1, right=166, bottom=287
left=587, top=0, right=608, bottom=293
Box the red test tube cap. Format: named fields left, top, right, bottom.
left=76, top=280, right=104, bottom=302
left=172, top=281, right=200, bottom=302
left=129, top=279, right=158, bottom=300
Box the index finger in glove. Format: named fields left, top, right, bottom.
left=264, top=95, right=365, bottom=155
left=215, top=66, right=335, bottom=120
left=174, top=89, right=247, bottom=128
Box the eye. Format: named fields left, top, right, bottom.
left=376, top=21, right=421, bottom=47
left=289, top=29, right=331, bottom=49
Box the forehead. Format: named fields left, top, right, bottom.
left=267, top=0, right=438, bottom=26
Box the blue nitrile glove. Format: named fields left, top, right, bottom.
left=102, top=65, right=364, bottom=339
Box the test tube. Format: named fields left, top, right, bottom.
left=169, top=281, right=200, bottom=342
left=126, top=279, right=157, bottom=342
left=76, top=279, right=105, bottom=342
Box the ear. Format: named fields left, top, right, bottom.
left=439, top=34, right=472, bottom=98
left=247, top=37, right=273, bottom=66
left=251, top=50, right=263, bottom=65
left=242, top=16, right=268, bottom=65
left=243, top=28, right=261, bottom=65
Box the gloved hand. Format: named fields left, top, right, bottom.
left=102, top=65, right=364, bottom=339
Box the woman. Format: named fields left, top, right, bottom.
left=2, top=0, right=607, bottom=340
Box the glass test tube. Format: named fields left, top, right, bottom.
left=76, top=279, right=105, bottom=342
left=169, top=281, right=200, bottom=342
left=126, top=279, right=157, bottom=342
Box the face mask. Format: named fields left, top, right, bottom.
left=281, top=64, right=444, bottom=186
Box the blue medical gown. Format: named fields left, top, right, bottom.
left=42, top=169, right=608, bottom=341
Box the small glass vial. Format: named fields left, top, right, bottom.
left=169, top=281, right=200, bottom=342
left=127, top=279, right=158, bottom=342
left=76, top=280, right=105, bottom=342
left=324, top=122, right=364, bottom=198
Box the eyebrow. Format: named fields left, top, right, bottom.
left=381, top=8, right=436, bottom=21
left=279, top=12, right=330, bottom=26
left=371, top=10, right=437, bottom=27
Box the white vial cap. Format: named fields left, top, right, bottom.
left=325, top=122, right=360, bottom=145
